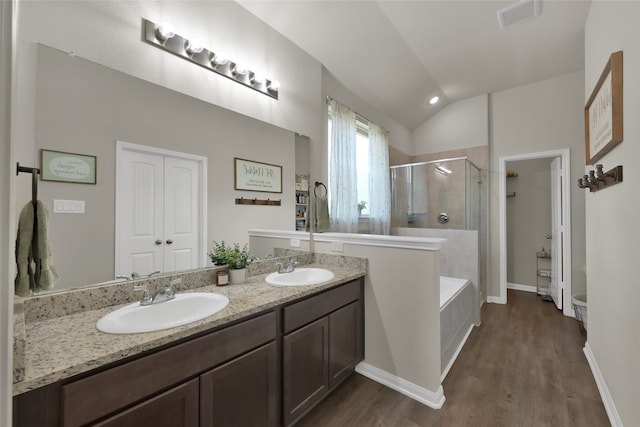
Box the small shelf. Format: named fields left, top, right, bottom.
left=295, top=174, right=309, bottom=231
left=536, top=250, right=552, bottom=301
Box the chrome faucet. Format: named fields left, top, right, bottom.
left=133, top=278, right=182, bottom=306
left=276, top=259, right=299, bottom=274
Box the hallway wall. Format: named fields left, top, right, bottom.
left=488, top=71, right=587, bottom=299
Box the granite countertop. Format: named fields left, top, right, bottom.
left=14, top=258, right=367, bottom=396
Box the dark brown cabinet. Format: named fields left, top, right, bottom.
left=282, top=280, right=364, bottom=426
left=200, top=342, right=278, bottom=427
left=94, top=378, right=199, bottom=427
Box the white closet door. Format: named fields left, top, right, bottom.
left=163, top=156, right=200, bottom=273
left=118, top=150, right=164, bottom=277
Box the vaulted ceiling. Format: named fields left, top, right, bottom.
left=238, top=0, right=591, bottom=129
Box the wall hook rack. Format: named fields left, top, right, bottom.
left=577, top=164, right=623, bottom=193
left=235, top=197, right=281, bottom=206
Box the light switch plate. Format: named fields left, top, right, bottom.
left=53, top=199, right=85, bottom=214
left=290, top=238, right=301, bottom=248
left=330, top=241, right=344, bottom=252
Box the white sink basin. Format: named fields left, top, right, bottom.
left=265, top=268, right=335, bottom=287
left=96, top=292, right=229, bottom=334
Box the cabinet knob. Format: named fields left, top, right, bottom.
left=155, top=239, right=162, bottom=245
left=166, top=239, right=174, bottom=245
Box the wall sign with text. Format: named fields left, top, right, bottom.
left=234, top=157, right=282, bottom=193
left=40, top=149, right=97, bottom=184
left=584, top=51, right=623, bottom=165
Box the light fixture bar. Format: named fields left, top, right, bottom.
left=143, top=19, right=279, bottom=99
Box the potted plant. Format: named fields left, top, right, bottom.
left=224, top=243, right=253, bottom=284
left=208, top=240, right=229, bottom=266
left=358, top=200, right=367, bottom=215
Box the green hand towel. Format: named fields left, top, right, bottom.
left=15, top=202, right=35, bottom=297
left=14, top=201, right=58, bottom=296
left=315, top=195, right=330, bottom=233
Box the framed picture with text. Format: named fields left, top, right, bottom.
left=40, top=149, right=97, bottom=184
left=234, top=157, right=283, bottom=193
left=584, top=50, right=623, bottom=165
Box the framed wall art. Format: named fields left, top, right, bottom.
left=40, top=149, right=97, bottom=184
left=234, top=157, right=282, bottom=193
left=584, top=50, right=623, bottom=165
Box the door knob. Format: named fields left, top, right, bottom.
left=155, top=239, right=162, bottom=245
left=166, top=239, right=174, bottom=245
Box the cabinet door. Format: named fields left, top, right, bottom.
left=93, top=378, right=198, bottom=427
left=283, top=317, right=329, bottom=426
left=200, top=342, right=278, bottom=427
left=329, top=301, right=362, bottom=388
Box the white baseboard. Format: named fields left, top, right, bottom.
left=487, top=296, right=504, bottom=304
left=355, top=362, right=445, bottom=409
left=583, top=342, right=623, bottom=427
left=441, top=324, right=475, bottom=382
left=507, top=282, right=537, bottom=293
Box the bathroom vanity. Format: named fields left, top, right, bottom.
left=12, top=263, right=365, bottom=427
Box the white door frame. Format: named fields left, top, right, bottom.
left=499, top=148, right=573, bottom=316
left=115, top=141, right=208, bottom=275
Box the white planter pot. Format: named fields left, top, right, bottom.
left=229, top=268, right=246, bottom=284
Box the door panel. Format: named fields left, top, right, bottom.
left=164, top=157, right=200, bottom=272
left=550, top=157, right=562, bottom=310
left=118, top=150, right=163, bottom=277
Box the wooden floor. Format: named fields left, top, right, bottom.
left=297, top=290, right=610, bottom=427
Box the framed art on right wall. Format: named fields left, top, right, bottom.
left=584, top=50, right=623, bottom=165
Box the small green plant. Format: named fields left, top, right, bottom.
left=224, top=243, right=253, bottom=270
left=209, top=240, right=229, bottom=266
left=357, top=200, right=367, bottom=212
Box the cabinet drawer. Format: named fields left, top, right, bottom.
left=284, top=279, right=361, bottom=334
left=62, top=311, right=276, bottom=427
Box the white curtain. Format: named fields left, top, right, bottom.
left=367, top=122, right=391, bottom=234
left=328, top=99, right=358, bottom=232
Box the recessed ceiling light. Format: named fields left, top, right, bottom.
left=429, top=95, right=440, bottom=105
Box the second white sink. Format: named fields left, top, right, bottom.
left=96, top=292, right=229, bottom=334
left=265, top=268, right=335, bottom=286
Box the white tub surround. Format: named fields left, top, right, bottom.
left=439, top=277, right=475, bottom=380
left=312, top=232, right=444, bottom=409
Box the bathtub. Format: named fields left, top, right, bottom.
left=440, top=276, right=475, bottom=380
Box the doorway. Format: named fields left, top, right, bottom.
left=499, top=149, right=573, bottom=316
left=115, top=141, right=207, bottom=278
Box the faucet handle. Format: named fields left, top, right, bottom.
left=167, top=278, right=182, bottom=293
left=133, top=284, right=153, bottom=305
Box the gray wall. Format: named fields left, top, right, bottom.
left=489, top=71, right=587, bottom=299
left=506, top=158, right=552, bottom=287
left=36, top=45, right=295, bottom=289
left=585, top=2, right=640, bottom=425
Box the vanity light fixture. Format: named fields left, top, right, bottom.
left=435, top=165, right=452, bottom=175
left=143, top=18, right=279, bottom=99
left=429, top=95, right=440, bottom=105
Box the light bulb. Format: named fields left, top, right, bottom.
left=429, top=95, right=440, bottom=105
left=268, top=80, right=280, bottom=92
left=211, top=51, right=229, bottom=66
left=251, top=72, right=265, bottom=84
left=232, top=62, right=248, bottom=76
left=157, top=22, right=175, bottom=41
left=186, top=38, right=204, bottom=55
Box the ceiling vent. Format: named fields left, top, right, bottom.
left=497, top=0, right=542, bottom=30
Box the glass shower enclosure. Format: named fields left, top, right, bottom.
left=390, top=157, right=481, bottom=230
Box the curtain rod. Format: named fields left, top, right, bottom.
left=326, top=95, right=389, bottom=134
